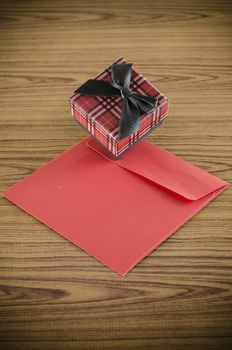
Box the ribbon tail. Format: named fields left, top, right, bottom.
left=74, top=79, right=120, bottom=97
left=118, top=97, right=141, bottom=140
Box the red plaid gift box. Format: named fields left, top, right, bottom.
left=69, top=57, right=170, bottom=158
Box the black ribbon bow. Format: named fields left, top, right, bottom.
left=74, top=63, right=158, bottom=140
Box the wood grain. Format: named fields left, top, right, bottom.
left=0, top=0, right=232, bottom=349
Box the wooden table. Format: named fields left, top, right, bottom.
left=0, top=1, right=231, bottom=349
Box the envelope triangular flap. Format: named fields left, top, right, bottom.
left=87, top=139, right=227, bottom=201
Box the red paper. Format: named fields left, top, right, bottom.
left=2, top=137, right=228, bottom=275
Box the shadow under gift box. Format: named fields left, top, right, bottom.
left=69, top=57, right=170, bottom=158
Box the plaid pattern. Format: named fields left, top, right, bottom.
left=70, top=57, right=170, bottom=158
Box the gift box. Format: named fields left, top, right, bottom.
left=69, top=57, right=170, bottom=158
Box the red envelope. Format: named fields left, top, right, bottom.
left=2, top=137, right=228, bottom=275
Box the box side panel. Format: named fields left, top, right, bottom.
left=70, top=99, right=118, bottom=157
left=117, top=99, right=170, bottom=157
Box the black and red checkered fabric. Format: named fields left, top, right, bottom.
left=70, top=57, right=169, bottom=158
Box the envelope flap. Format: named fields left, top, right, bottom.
left=87, top=138, right=228, bottom=200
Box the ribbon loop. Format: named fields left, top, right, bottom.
left=74, top=63, right=158, bottom=140
left=111, top=63, right=132, bottom=89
